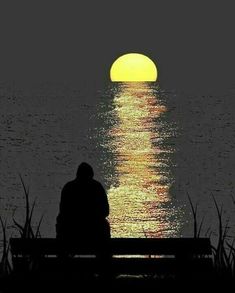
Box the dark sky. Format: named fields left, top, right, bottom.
left=0, top=1, right=235, bottom=93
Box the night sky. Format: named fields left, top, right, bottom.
left=0, top=1, right=235, bottom=93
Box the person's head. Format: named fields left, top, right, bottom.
left=76, top=162, right=94, bottom=180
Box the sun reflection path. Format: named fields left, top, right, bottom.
left=102, top=83, right=182, bottom=238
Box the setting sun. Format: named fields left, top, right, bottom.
left=110, top=53, right=158, bottom=82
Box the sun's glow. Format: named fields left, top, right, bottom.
left=110, top=53, right=158, bottom=82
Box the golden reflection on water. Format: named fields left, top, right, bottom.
left=104, top=83, right=181, bottom=238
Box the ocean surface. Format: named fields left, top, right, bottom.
left=0, top=81, right=235, bottom=244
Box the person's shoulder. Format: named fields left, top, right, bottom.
left=91, top=179, right=105, bottom=189
left=62, top=179, right=76, bottom=190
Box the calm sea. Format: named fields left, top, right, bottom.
left=1, top=81, right=235, bottom=244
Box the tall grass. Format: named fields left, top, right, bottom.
left=13, top=174, right=43, bottom=239
left=188, top=192, right=235, bottom=280
left=211, top=194, right=235, bottom=279
left=187, top=193, right=205, bottom=238
left=0, top=175, right=44, bottom=277
left=0, top=216, right=12, bottom=276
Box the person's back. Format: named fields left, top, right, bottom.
left=56, top=162, right=110, bottom=243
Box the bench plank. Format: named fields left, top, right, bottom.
left=12, top=257, right=213, bottom=274
left=10, top=237, right=213, bottom=279
left=10, top=238, right=212, bottom=256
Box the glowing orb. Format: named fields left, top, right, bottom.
left=110, top=53, right=157, bottom=82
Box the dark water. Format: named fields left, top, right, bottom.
left=0, top=82, right=235, bottom=243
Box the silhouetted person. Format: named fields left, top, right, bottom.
left=56, top=162, right=110, bottom=243
left=56, top=163, right=111, bottom=280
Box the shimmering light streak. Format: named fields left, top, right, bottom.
left=102, top=83, right=182, bottom=237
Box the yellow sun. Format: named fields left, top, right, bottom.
left=110, top=53, right=158, bottom=82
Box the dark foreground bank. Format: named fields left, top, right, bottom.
left=1, top=273, right=235, bottom=293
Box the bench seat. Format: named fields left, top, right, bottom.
left=10, top=237, right=213, bottom=279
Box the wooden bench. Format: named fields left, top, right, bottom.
left=10, top=238, right=213, bottom=280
